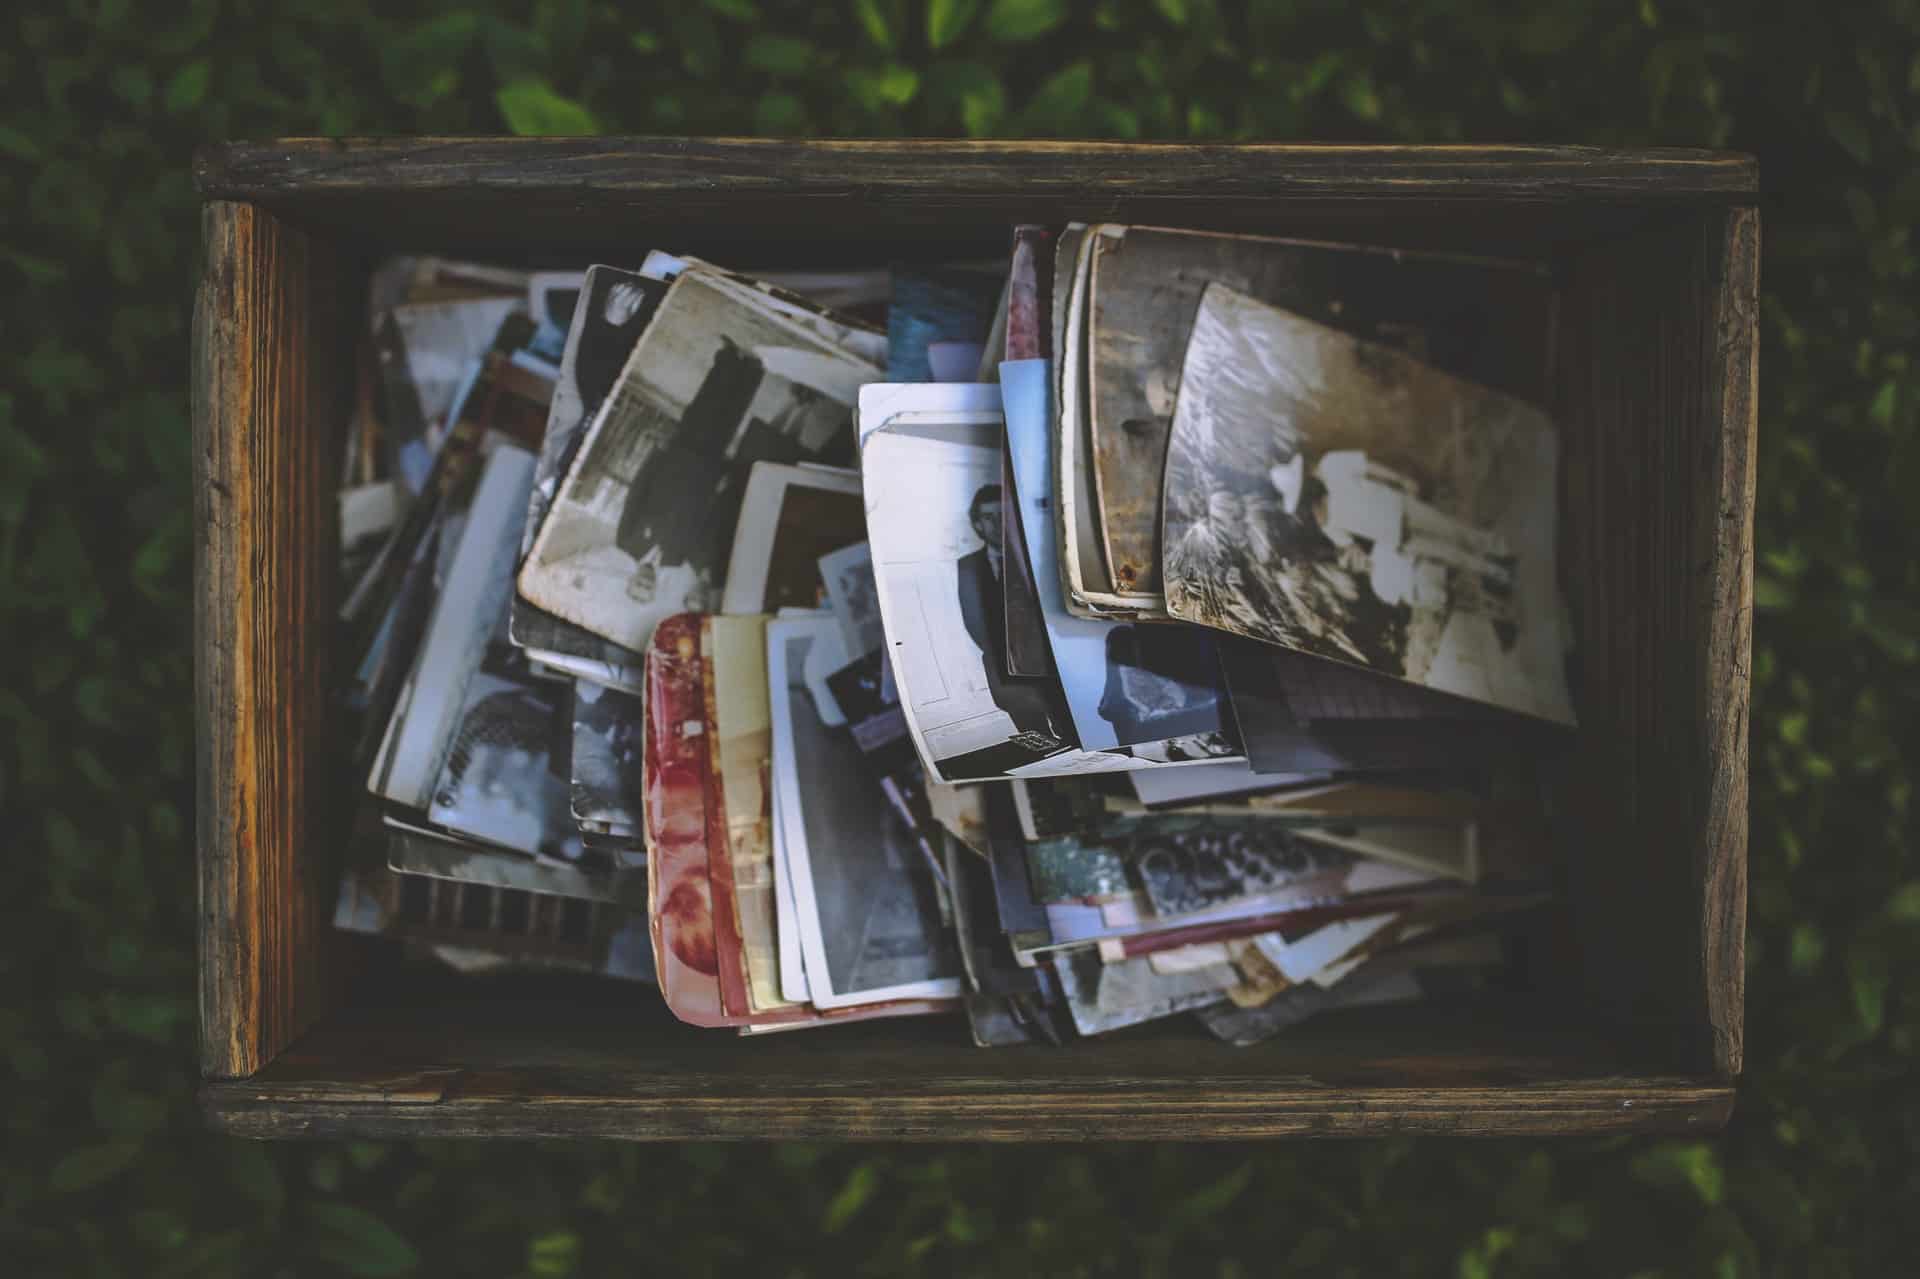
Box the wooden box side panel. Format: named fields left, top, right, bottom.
left=1557, top=206, right=1756, bottom=1077
left=194, top=200, right=349, bottom=1078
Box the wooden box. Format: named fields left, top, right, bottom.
left=193, top=139, right=1755, bottom=1139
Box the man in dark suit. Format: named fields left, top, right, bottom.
left=955, top=484, right=1057, bottom=742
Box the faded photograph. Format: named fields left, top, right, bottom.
left=511, top=267, right=668, bottom=664
left=771, top=620, right=962, bottom=1006
left=819, top=540, right=883, bottom=658
left=1083, top=224, right=1553, bottom=596
left=520, top=271, right=878, bottom=651
left=862, top=419, right=1078, bottom=780
left=1162, top=284, right=1575, bottom=725
left=569, top=681, right=643, bottom=830
left=428, top=629, right=582, bottom=863
left=720, top=463, right=864, bottom=614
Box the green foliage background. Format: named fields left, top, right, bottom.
left=4, top=0, right=1918, bottom=1273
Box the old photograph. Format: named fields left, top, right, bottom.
left=510, top=265, right=669, bottom=668
left=860, top=396, right=1091, bottom=781
left=719, top=462, right=864, bottom=614
left=1001, top=357, right=1235, bottom=753
left=705, top=614, right=791, bottom=1014
left=569, top=681, right=644, bottom=831
left=818, top=540, right=883, bottom=658
left=769, top=615, right=963, bottom=1008
left=1084, top=223, right=1554, bottom=596
left=1162, top=283, right=1577, bottom=725
left=520, top=270, right=880, bottom=651
left=426, top=653, right=580, bottom=863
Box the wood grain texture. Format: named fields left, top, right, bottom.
left=1556, top=207, right=1755, bottom=1079
left=189, top=140, right=1756, bottom=268
left=194, top=201, right=350, bottom=1078
left=203, top=1075, right=1733, bottom=1140
left=196, top=138, right=1758, bottom=201
left=198, top=981, right=1733, bottom=1139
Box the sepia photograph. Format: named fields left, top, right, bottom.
left=1084, top=224, right=1554, bottom=596
left=510, top=265, right=669, bottom=668
left=719, top=462, right=864, bottom=614
left=705, top=614, right=791, bottom=1014
left=768, top=615, right=964, bottom=1008
left=1162, top=283, right=1577, bottom=725
left=520, top=270, right=879, bottom=651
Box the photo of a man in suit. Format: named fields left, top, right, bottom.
left=954, top=484, right=1059, bottom=744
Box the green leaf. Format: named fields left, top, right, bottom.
left=1847, top=943, right=1888, bottom=1035
left=849, top=65, right=922, bottom=110
left=986, top=0, right=1067, bottom=42
left=744, top=34, right=814, bottom=75
left=1164, top=1162, right=1253, bottom=1232
left=926, top=59, right=1006, bottom=135
left=754, top=91, right=810, bottom=134
left=824, top=1162, right=879, bottom=1233
left=0, top=124, right=42, bottom=161
left=495, top=78, right=598, bottom=136
left=1154, top=0, right=1190, bottom=25
left=1632, top=1142, right=1725, bottom=1205
left=853, top=0, right=899, bottom=49
left=51, top=1142, right=141, bottom=1193
left=529, top=1231, right=581, bottom=1277
left=1868, top=381, right=1898, bottom=429
left=1826, top=110, right=1872, bottom=165
left=927, top=0, right=981, bottom=49
left=163, top=58, right=210, bottom=114
left=1888, top=881, right=1920, bottom=921
left=1020, top=60, right=1092, bottom=133
left=304, top=1203, right=419, bottom=1277
left=132, top=1209, right=189, bottom=1252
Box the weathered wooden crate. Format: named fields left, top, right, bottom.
left=193, top=139, right=1755, bottom=1139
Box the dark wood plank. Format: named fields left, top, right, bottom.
left=194, top=201, right=352, bottom=1078
left=189, top=140, right=1757, bottom=268
left=203, top=1074, right=1734, bottom=1140
left=196, top=139, right=1757, bottom=202
left=1556, top=207, right=1755, bottom=1079
left=198, top=978, right=1733, bottom=1138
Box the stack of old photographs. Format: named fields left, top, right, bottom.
left=330, top=259, right=659, bottom=981
left=323, top=222, right=1578, bottom=1045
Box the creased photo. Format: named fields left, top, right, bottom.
left=1162, top=284, right=1576, bottom=724
left=520, top=271, right=880, bottom=651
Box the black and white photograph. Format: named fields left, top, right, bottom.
left=1161, top=283, right=1577, bottom=725
left=525, top=269, right=586, bottom=363
left=370, top=444, right=534, bottom=810
left=860, top=400, right=1103, bottom=781
left=366, top=444, right=585, bottom=864
left=1084, top=224, right=1554, bottom=596
left=519, top=270, right=880, bottom=651
left=385, top=819, right=645, bottom=906
left=1004, top=355, right=1235, bottom=752
left=509, top=265, right=669, bottom=674
left=568, top=681, right=644, bottom=832
left=379, top=294, right=524, bottom=493
left=425, top=649, right=580, bottom=862
left=818, top=540, right=883, bottom=658
left=1122, top=818, right=1358, bottom=917
left=719, top=462, right=864, bottom=614
left=1050, top=947, right=1237, bottom=1037
left=768, top=615, right=964, bottom=1008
